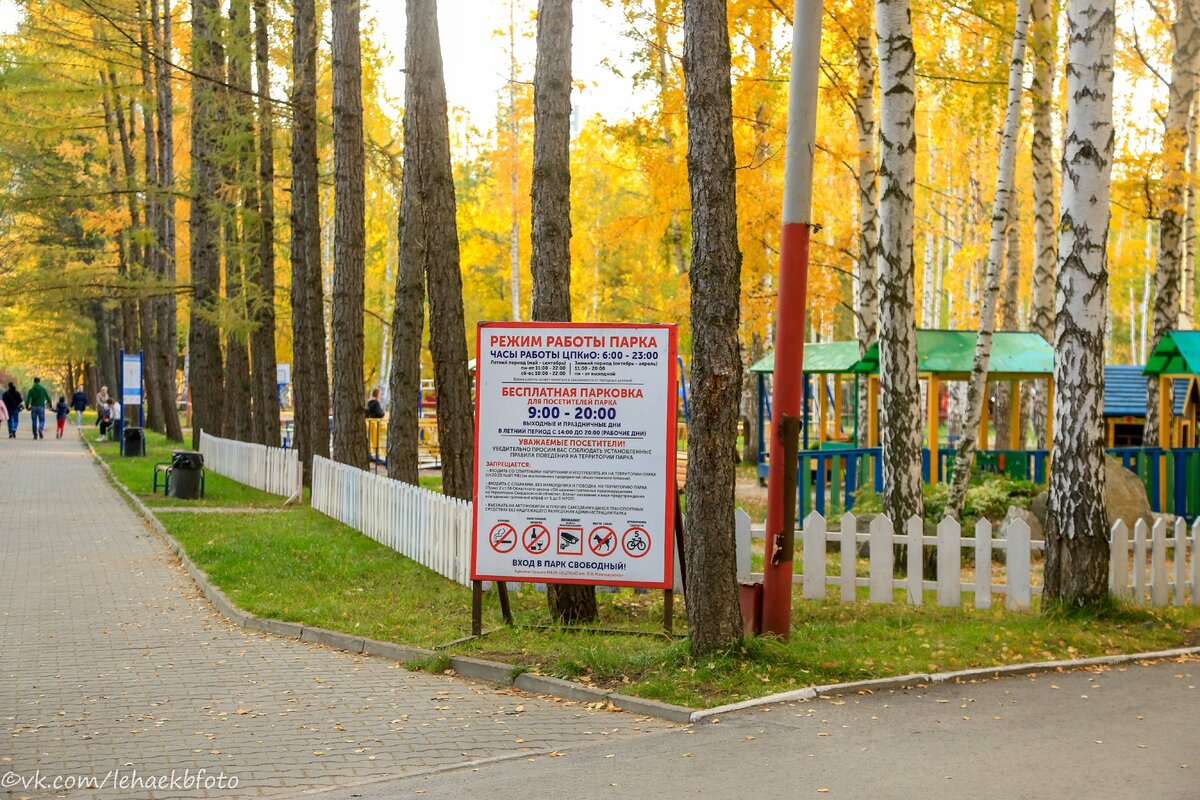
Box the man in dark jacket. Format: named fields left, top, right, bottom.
left=25, top=377, right=51, bottom=439
left=1, top=382, right=21, bottom=438
left=71, top=385, right=88, bottom=427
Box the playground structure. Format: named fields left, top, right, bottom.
left=753, top=329, right=1200, bottom=522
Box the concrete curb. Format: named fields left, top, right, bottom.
left=606, top=693, right=695, bottom=724
left=450, top=656, right=519, bottom=685
left=515, top=673, right=610, bottom=703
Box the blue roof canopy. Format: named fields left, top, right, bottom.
left=1104, top=365, right=1188, bottom=417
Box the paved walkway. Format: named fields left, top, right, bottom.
left=0, top=432, right=671, bottom=798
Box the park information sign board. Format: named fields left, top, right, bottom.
left=471, top=322, right=677, bottom=589
left=121, top=352, right=142, bottom=405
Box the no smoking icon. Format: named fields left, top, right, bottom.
left=489, top=523, right=517, bottom=554
left=523, top=523, right=551, bottom=554
left=589, top=526, right=617, bottom=557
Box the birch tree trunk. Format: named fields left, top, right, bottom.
left=876, top=0, right=924, bottom=526
left=994, top=207, right=1023, bottom=449
left=251, top=0, right=280, bottom=447
left=290, top=0, right=330, bottom=479
left=1182, top=102, right=1197, bottom=328
left=944, top=0, right=1030, bottom=520
left=153, top=0, right=183, bottom=443
left=188, top=0, right=225, bottom=448
left=682, top=0, right=743, bottom=654
left=1028, top=0, right=1057, bottom=449
left=331, top=0, right=370, bottom=469
left=401, top=0, right=473, bottom=501
left=1147, top=0, right=1200, bottom=445
left=528, top=0, right=595, bottom=624
left=854, top=30, right=879, bottom=443
left=1044, top=0, right=1115, bottom=606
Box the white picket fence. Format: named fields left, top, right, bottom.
left=198, top=430, right=303, bottom=502
left=1111, top=518, right=1200, bottom=607
left=310, top=455, right=472, bottom=586
left=738, top=511, right=1200, bottom=609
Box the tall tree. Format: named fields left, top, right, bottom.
left=1147, top=0, right=1200, bottom=444
left=1044, top=0, right=1116, bottom=605
left=251, top=0, right=279, bottom=447
left=400, top=0, right=473, bottom=501
left=224, top=0, right=254, bottom=442
left=529, top=0, right=594, bottom=624
left=1027, top=0, right=1057, bottom=449
left=945, top=0, right=1030, bottom=519
left=853, top=29, right=879, bottom=442
left=331, top=0, right=369, bottom=469
left=137, top=0, right=165, bottom=436
left=682, top=0, right=743, bottom=654
left=290, top=0, right=330, bottom=478
left=875, top=0, right=923, bottom=526
left=188, top=0, right=225, bottom=447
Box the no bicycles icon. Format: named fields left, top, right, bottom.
left=622, top=526, right=650, bottom=558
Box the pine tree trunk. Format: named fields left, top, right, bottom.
left=290, top=0, right=330, bottom=478
left=189, top=0, right=226, bottom=448
left=154, top=0, right=183, bottom=443
left=1044, top=0, right=1115, bottom=606
left=386, top=199, right=422, bottom=485
left=853, top=30, right=879, bottom=444
left=528, top=0, right=594, bottom=624
left=136, top=0, right=166, bottom=436
left=251, top=0, right=279, bottom=447
left=1147, top=0, right=1200, bottom=445
left=682, top=0, right=743, bottom=655
left=401, top=0, right=473, bottom=501
left=876, top=0, right=924, bottom=526
left=331, top=0, right=369, bottom=469
left=224, top=0, right=254, bottom=443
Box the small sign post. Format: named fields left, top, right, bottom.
left=470, top=322, right=678, bottom=633
left=118, top=349, right=144, bottom=455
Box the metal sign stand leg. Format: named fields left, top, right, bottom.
left=471, top=580, right=514, bottom=637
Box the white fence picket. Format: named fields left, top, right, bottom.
left=975, top=519, right=992, bottom=610
left=936, top=517, right=961, bottom=608
left=1110, top=521, right=1129, bottom=599
left=1133, top=519, right=1148, bottom=603
left=906, top=516, right=923, bottom=606
left=802, top=512, right=826, bottom=600
left=1005, top=518, right=1031, bottom=610
left=1193, top=520, right=1200, bottom=607
left=869, top=515, right=893, bottom=604
left=840, top=513, right=857, bottom=602
left=1152, top=518, right=1169, bottom=607
left=1173, top=518, right=1187, bottom=607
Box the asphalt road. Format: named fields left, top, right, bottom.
left=311, top=657, right=1200, bottom=799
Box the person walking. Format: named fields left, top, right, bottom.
left=0, top=390, right=9, bottom=433
left=25, top=376, right=50, bottom=440
left=3, top=382, right=23, bottom=438
left=71, top=385, right=88, bottom=426
left=54, top=395, right=69, bottom=439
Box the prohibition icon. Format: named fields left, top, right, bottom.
left=589, top=525, right=618, bottom=557
left=622, top=526, right=650, bottom=558
left=489, top=522, right=517, bottom=554
left=523, top=523, right=551, bottom=554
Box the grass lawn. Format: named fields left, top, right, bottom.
left=117, top=471, right=1200, bottom=708
left=85, top=425, right=290, bottom=508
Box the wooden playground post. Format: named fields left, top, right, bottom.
left=867, top=375, right=880, bottom=447
left=833, top=377, right=843, bottom=438
left=1159, top=374, right=1173, bottom=510
left=977, top=380, right=990, bottom=450
left=926, top=375, right=940, bottom=481
left=1008, top=379, right=1022, bottom=449
left=817, top=373, right=828, bottom=445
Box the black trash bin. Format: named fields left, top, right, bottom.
left=169, top=450, right=205, bottom=499
left=122, top=426, right=145, bottom=457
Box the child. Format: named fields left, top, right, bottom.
left=54, top=396, right=69, bottom=439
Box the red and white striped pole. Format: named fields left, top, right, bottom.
left=760, top=0, right=823, bottom=638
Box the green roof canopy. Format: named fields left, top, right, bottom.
left=750, top=341, right=862, bottom=375
left=852, top=329, right=1054, bottom=378
left=1144, top=331, right=1200, bottom=376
